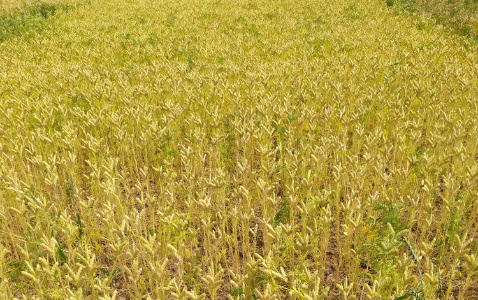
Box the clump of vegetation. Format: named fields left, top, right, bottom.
left=386, top=0, right=478, bottom=39
left=0, top=0, right=83, bottom=41
left=0, top=0, right=477, bottom=298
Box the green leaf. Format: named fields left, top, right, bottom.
left=100, top=267, right=110, bottom=277
left=395, top=293, right=413, bottom=300
left=100, top=268, right=120, bottom=279
left=56, top=243, right=68, bottom=264
left=30, top=192, right=43, bottom=209
left=111, top=268, right=120, bottom=278
left=76, top=213, right=83, bottom=235
left=76, top=213, right=84, bottom=246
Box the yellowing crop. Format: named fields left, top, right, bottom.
left=0, top=0, right=477, bottom=299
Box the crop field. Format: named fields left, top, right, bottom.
left=0, top=0, right=478, bottom=299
